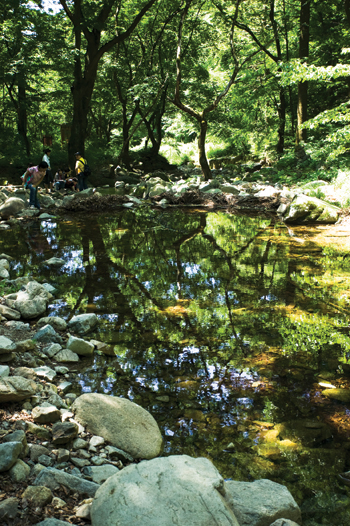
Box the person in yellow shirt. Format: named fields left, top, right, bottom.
left=74, top=152, right=88, bottom=192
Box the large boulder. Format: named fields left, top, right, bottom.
left=14, top=280, right=51, bottom=319
left=91, top=455, right=240, bottom=526
left=0, top=197, right=25, bottom=218
left=72, top=393, right=163, bottom=459
left=282, top=194, right=340, bottom=224
left=0, top=376, right=38, bottom=402
left=224, top=479, right=301, bottom=526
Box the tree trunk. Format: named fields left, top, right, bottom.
left=296, top=0, right=310, bottom=144
left=198, top=119, right=211, bottom=181
left=17, top=70, right=30, bottom=157
left=277, top=88, right=286, bottom=154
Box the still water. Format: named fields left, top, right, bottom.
left=2, top=207, right=350, bottom=525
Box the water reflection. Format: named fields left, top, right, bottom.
left=2, top=208, right=350, bottom=524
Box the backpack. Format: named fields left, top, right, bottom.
left=81, top=159, right=91, bottom=177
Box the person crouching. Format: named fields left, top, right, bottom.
left=21, top=161, right=48, bottom=209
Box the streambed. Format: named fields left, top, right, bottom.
left=2, top=207, right=350, bottom=525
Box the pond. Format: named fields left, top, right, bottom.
left=2, top=207, right=350, bottom=525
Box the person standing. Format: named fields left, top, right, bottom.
left=21, top=161, right=48, bottom=209
left=74, top=152, right=88, bottom=191
left=42, top=148, right=53, bottom=193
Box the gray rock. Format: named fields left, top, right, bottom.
left=67, top=335, right=94, bottom=356
left=72, top=393, right=163, bottom=460
left=34, top=366, right=57, bottom=381
left=14, top=280, right=51, bottom=319
left=224, top=479, right=302, bottom=526
left=57, top=381, right=72, bottom=393
left=32, top=405, right=61, bottom=423
left=34, top=467, right=99, bottom=497
left=0, top=304, right=21, bottom=320
left=27, top=422, right=52, bottom=440
left=105, top=445, right=134, bottom=463
left=0, top=498, right=19, bottom=521
left=88, top=464, right=119, bottom=484
left=37, top=316, right=67, bottom=331
left=0, top=197, right=25, bottom=218
left=282, top=194, right=340, bottom=224
left=0, top=441, right=23, bottom=472
left=71, top=457, right=90, bottom=468
left=15, top=339, right=37, bottom=352
left=73, top=438, right=88, bottom=450
left=91, top=455, right=239, bottom=526
left=0, top=365, right=10, bottom=377
left=3, top=430, right=28, bottom=458
left=9, top=459, right=31, bottom=482
left=55, top=349, right=80, bottom=362
left=42, top=343, right=62, bottom=358
left=90, top=435, right=105, bottom=447
left=42, top=283, right=58, bottom=294
left=33, top=324, right=62, bottom=344
left=0, top=335, right=16, bottom=355
left=52, top=421, right=79, bottom=444
left=48, top=392, right=68, bottom=409
left=30, top=444, right=51, bottom=462
left=0, top=376, right=37, bottom=402
left=38, top=454, right=53, bottom=467
left=13, top=366, right=37, bottom=379
left=22, top=485, right=53, bottom=507
left=68, top=313, right=98, bottom=335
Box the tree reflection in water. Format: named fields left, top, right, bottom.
left=2, top=209, right=350, bottom=524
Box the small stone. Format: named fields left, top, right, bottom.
left=32, top=405, right=61, bottom=424
left=9, top=459, right=31, bottom=482
left=57, top=381, right=72, bottom=394
left=52, top=421, right=79, bottom=445
left=33, top=366, right=57, bottom=382
left=89, top=435, right=105, bottom=447
left=73, top=438, right=88, bottom=450
left=57, top=449, right=70, bottom=463
left=55, top=349, right=80, bottom=362
left=0, top=497, right=19, bottom=521
left=42, top=343, right=62, bottom=358
left=30, top=444, right=51, bottom=463
left=0, top=441, right=23, bottom=472
left=91, top=456, right=105, bottom=466
left=71, top=457, right=90, bottom=468
left=27, top=422, right=51, bottom=441
left=51, top=497, right=67, bottom=509
left=37, top=454, right=53, bottom=467
left=22, top=485, right=53, bottom=507
left=33, top=324, right=62, bottom=344
left=75, top=498, right=93, bottom=519
left=0, top=365, right=10, bottom=377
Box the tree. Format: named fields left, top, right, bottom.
left=58, top=0, right=158, bottom=166
left=296, top=0, right=311, bottom=145
left=171, top=0, right=253, bottom=180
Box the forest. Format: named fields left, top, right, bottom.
left=1, top=0, right=350, bottom=183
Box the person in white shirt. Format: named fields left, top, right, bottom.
left=42, top=148, right=53, bottom=193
